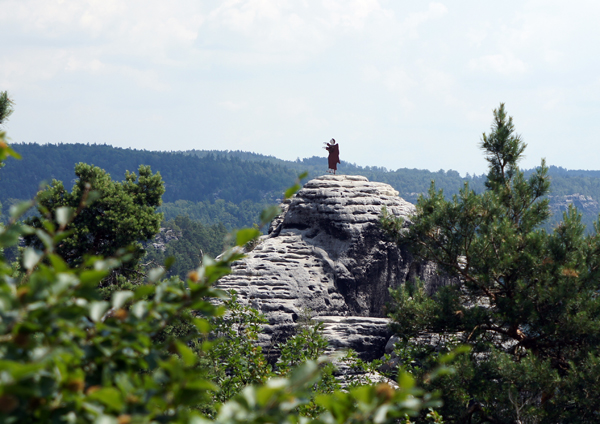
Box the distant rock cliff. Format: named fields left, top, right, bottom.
left=151, top=227, right=181, bottom=251
left=217, top=175, right=449, bottom=360
left=548, top=193, right=600, bottom=215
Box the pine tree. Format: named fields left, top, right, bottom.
left=0, top=91, right=17, bottom=217
left=382, top=104, right=600, bottom=422
left=25, top=163, right=165, bottom=285
left=0, top=91, right=14, bottom=127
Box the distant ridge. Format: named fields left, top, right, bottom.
left=0, top=143, right=300, bottom=205
left=3, top=143, right=600, bottom=231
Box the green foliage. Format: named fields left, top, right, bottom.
left=159, top=199, right=268, bottom=230
left=209, top=300, right=405, bottom=419
left=0, top=140, right=439, bottom=423
left=205, top=359, right=438, bottom=424
left=24, top=163, right=165, bottom=285
left=1, top=143, right=301, bottom=205
left=277, top=321, right=330, bottom=375
left=275, top=315, right=335, bottom=417
left=0, top=93, right=19, bottom=216
left=0, top=182, right=232, bottom=422
left=210, top=292, right=273, bottom=403
left=384, top=104, right=600, bottom=422
left=145, top=216, right=229, bottom=280
left=0, top=91, right=14, bottom=127
left=9, top=143, right=600, bottom=236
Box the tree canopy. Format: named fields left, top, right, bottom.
left=382, top=104, right=600, bottom=422
left=144, top=215, right=229, bottom=281
left=25, top=163, right=165, bottom=282
left=0, top=91, right=14, bottom=127
left=5, top=142, right=600, bottom=234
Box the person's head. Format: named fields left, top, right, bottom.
left=330, top=138, right=336, bottom=144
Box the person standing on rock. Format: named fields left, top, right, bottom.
left=325, top=138, right=340, bottom=175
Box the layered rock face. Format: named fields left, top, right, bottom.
left=548, top=193, right=600, bottom=215
left=217, top=175, right=447, bottom=360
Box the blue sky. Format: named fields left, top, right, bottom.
left=1, top=0, right=599, bottom=175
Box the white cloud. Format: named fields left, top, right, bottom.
left=65, top=57, right=104, bottom=73
left=469, top=53, right=528, bottom=76
left=379, top=67, right=415, bottom=110
left=466, top=109, right=491, bottom=125
left=362, top=65, right=381, bottom=82
left=382, top=67, right=414, bottom=92
left=401, top=2, right=448, bottom=39
left=1, top=0, right=205, bottom=57
left=218, top=100, right=247, bottom=111
left=320, top=0, right=388, bottom=30
left=466, top=24, right=490, bottom=48
left=0, top=49, right=68, bottom=89
left=537, top=88, right=562, bottom=111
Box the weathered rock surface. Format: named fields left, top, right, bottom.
left=314, top=316, right=391, bottom=361
left=151, top=227, right=181, bottom=251
left=217, top=175, right=449, bottom=360
left=548, top=193, right=600, bottom=215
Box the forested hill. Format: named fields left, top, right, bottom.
left=0, top=143, right=300, bottom=205
left=185, top=149, right=600, bottom=204
left=185, top=149, right=484, bottom=204
left=4, top=143, right=600, bottom=230
left=2, top=143, right=482, bottom=210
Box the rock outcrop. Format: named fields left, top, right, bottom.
left=217, top=175, right=448, bottom=360
left=548, top=193, right=600, bottom=215
left=151, top=227, right=181, bottom=251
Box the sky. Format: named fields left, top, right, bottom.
left=1, top=0, right=599, bottom=176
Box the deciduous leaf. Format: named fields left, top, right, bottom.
left=236, top=228, right=261, bottom=247
left=164, top=256, right=176, bottom=270
left=86, top=190, right=102, bottom=205
left=23, top=248, right=42, bottom=270
left=134, top=285, right=155, bottom=299
left=397, top=371, right=415, bottom=389
left=56, top=206, right=74, bottom=227
left=112, top=291, right=134, bottom=309
left=80, top=270, right=109, bottom=286
left=89, top=301, right=109, bottom=322
left=0, top=226, right=21, bottom=246
left=148, top=267, right=165, bottom=283
left=175, top=340, right=197, bottom=366
left=48, top=254, right=69, bottom=272
left=259, top=205, right=281, bottom=226
left=284, top=184, right=301, bottom=199
left=35, top=229, right=54, bottom=249
left=131, top=301, right=148, bottom=319
left=86, top=387, right=124, bottom=411
left=192, top=318, right=211, bottom=334
left=9, top=200, right=33, bottom=219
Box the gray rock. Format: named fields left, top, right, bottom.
left=385, top=335, right=401, bottom=355
left=548, top=193, right=599, bottom=214
left=314, top=316, right=392, bottom=361
left=151, top=227, right=181, bottom=251
left=217, top=175, right=450, bottom=359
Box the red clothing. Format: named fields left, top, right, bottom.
left=326, top=143, right=340, bottom=170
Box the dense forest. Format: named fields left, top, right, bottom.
left=145, top=216, right=230, bottom=281
left=4, top=143, right=600, bottom=230
left=0, top=143, right=300, bottom=206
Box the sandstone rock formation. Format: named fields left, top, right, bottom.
left=548, top=193, right=600, bottom=215
left=216, top=175, right=448, bottom=360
